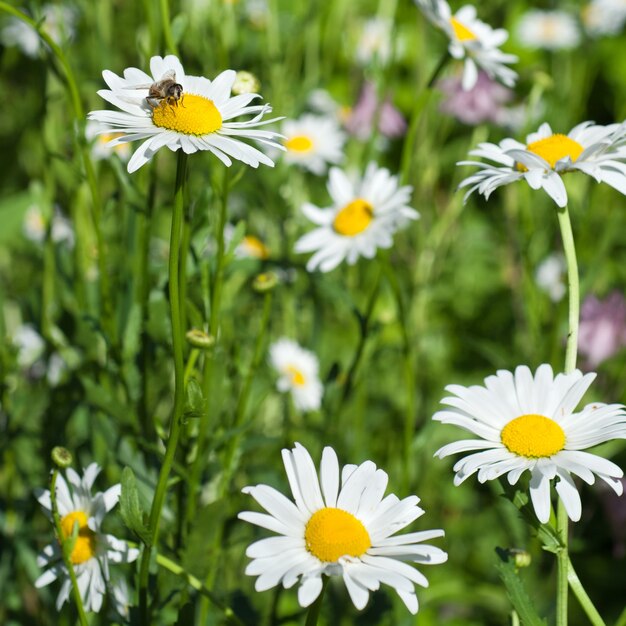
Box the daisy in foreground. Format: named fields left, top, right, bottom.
left=434, top=364, right=626, bottom=523
left=239, top=443, right=447, bottom=613
left=35, top=463, right=139, bottom=612
left=88, top=55, right=283, bottom=173
left=414, top=0, right=517, bottom=89
left=459, top=121, right=626, bottom=207
left=294, top=163, right=418, bottom=272
left=269, top=339, right=323, bottom=411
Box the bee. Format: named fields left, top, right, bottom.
left=139, top=70, right=184, bottom=109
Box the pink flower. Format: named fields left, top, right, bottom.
left=344, top=82, right=407, bottom=140
left=578, top=291, right=626, bottom=367
left=437, top=70, right=513, bottom=126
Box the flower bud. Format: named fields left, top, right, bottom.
left=186, top=329, right=215, bottom=349
left=253, top=271, right=278, bottom=292
left=232, top=71, right=260, bottom=95
left=51, top=447, right=73, bottom=469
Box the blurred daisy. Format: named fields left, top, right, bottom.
left=458, top=121, right=626, bottom=207
left=85, top=120, right=131, bottom=162
left=295, top=163, right=418, bottom=272
left=582, top=0, right=626, bottom=37
left=269, top=339, right=323, bottom=411
left=355, top=17, right=393, bottom=66
left=88, top=55, right=283, bottom=173
left=415, top=0, right=517, bottom=89
left=535, top=253, right=566, bottom=302
left=23, top=206, right=75, bottom=247
left=281, top=114, right=345, bottom=175
left=434, top=364, right=626, bottom=523
left=224, top=224, right=270, bottom=260
left=239, top=443, right=447, bottom=613
left=0, top=4, right=76, bottom=58
left=516, top=10, right=581, bottom=50
left=13, top=324, right=45, bottom=369
left=35, top=463, right=139, bottom=612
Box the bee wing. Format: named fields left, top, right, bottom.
left=160, top=69, right=176, bottom=81
left=130, top=82, right=154, bottom=90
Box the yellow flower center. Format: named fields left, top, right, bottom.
left=518, top=134, right=584, bottom=171
left=152, top=94, right=222, bottom=135
left=450, top=17, right=477, bottom=41
left=60, top=511, right=97, bottom=565
left=501, top=414, right=566, bottom=458
left=286, top=365, right=306, bottom=386
left=305, top=507, right=371, bottom=562
left=285, top=135, right=314, bottom=153
left=333, top=198, right=374, bottom=236
left=242, top=235, right=270, bottom=259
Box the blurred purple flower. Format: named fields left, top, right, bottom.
left=578, top=291, right=626, bottom=367
left=437, top=70, right=513, bottom=126
left=344, top=82, right=407, bottom=140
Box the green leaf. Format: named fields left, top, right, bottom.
left=171, top=14, right=189, bottom=45
left=495, top=548, right=548, bottom=626
left=120, top=467, right=152, bottom=546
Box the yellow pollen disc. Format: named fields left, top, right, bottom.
left=333, top=198, right=374, bottom=237
left=60, top=511, right=97, bottom=565
left=517, top=134, right=584, bottom=171
left=305, top=507, right=371, bottom=562
left=501, top=414, right=566, bottom=458
left=286, top=365, right=306, bottom=386
left=243, top=236, right=270, bottom=259
left=285, top=135, right=314, bottom=153
left=450, top=17, right=477, bottom=41
left=152, top=94, right=222, bottom=135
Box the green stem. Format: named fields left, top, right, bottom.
left=160, top=0, right=180, bottom=56
left=400, top=51, right=449, bottom=185
left=304, top=577, right=329, bottom=626
left=155, top=553, right=245, bottom=626
left=615, top=606, right=626, bottom=626
left=49, top=470, right=89, bottom=626
left=567, top=557, right=606, bottom=626
left=555, top=204, right=580, bottom=626
left=0, top=3, right=113, bottom=343
left=138, top=151, right=188, bottom=625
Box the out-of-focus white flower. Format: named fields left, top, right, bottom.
left=47, top=352, right=68, bottom=387
left=13, top=324, right=45, bottom=368
left=0, top=5, right=76, bottom=58
left=535, top=254, right=566, bottom=302
left=85, top=120, right=131, bottom=162
left=582, top=0, right=626, bottom=37
left=355, top=17, right=392, bottom=66
left=23, top=206, right=75, bottom=248
left=516, top=10, right=581, bottom=50
left=224, top=224, right=270, bottom=260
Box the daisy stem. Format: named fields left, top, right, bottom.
left=0, top=3, right=113, bottom=345
left=49, top=470, right=89, bottom=626
left=567, top=557, right=607, bottom=626
left=138, top=151, right=189, bottom=625
left=555, top=204, right=580, bottom=626
left=304, top=577, right=329, bottom=626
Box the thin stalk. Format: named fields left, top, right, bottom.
left=155, top=553, right=245, bottom=626
left=183, top=167, right=230, bottom=537
left=49, top=470, right=89, bottom=626
left=304, top=577, right=329, bottom=626
left=138, top=152, right=189, bottom=625
left=160, top=0, right=180, bottom=57
left=0, top=3, right=113, bottom=343
left=567, top=557, right=606, bottom=626
left=555, top=204, right=580, bottom=626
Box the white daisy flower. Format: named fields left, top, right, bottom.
left=516, top=9, right=581, bottom=50
left=35, top=463, right=139, bottom=612
left=535, top=254, right=566, bottom=302
left=85, top=120, right=131, bottom=162
left=355, top=17, right=393, bottom=66
left=582, top=0, right=626, bottom=36
left=224, top=224, right=270, bottom=260
left=13, top=323, right=45, bottom=368
left=239, top=443, right=447, bottom=614
left=414, top=0, right=517, bottom=89
left=434, top=364, right=626, bottom=524
left=294, top=163, right=418, bottom=273
left=88, top=55, right=283, bottom=173
left=269, top=339, right=323, bottom=412
left=281, top=114, right=345, bottom=176
left=458, top=121, right=626, bottom=207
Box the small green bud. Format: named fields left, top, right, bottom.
left=253, top=271, right=278, bottom=292
left=186, top=329, right=215, bottom=350
left=511, top=549, right=532, bottom=568
left=232, top=71, right=260, bottom=95
left=51, top=447, right=73, bottom=469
